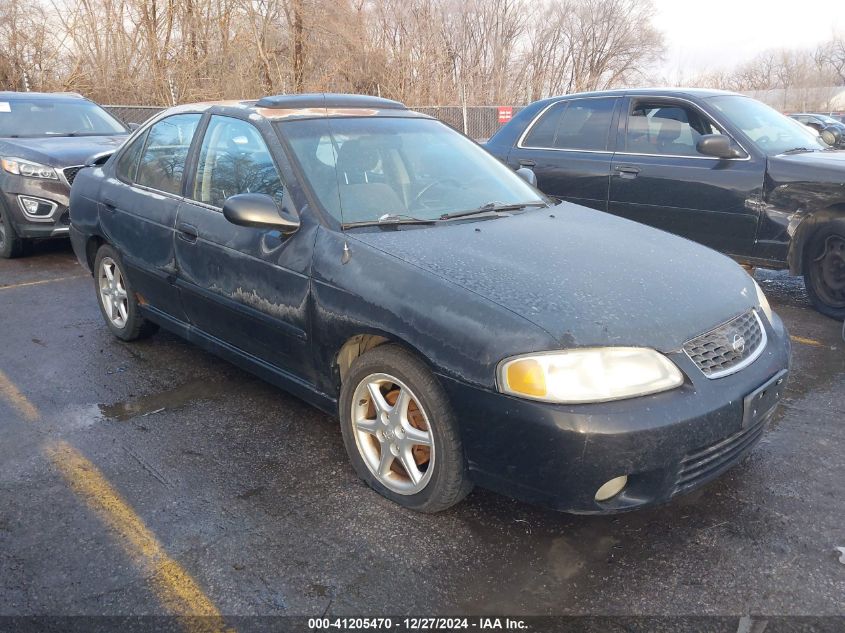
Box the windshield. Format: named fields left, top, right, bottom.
left=708, top=95, right=827, bottom=155
left=0, top=99, right=127, bottom=138
left=280, top=116, right=543, bottom=225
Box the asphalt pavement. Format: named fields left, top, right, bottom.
left=1, top=240, right=843, bottom=621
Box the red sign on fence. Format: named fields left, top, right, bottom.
left=497, top=106, right=513, bottom=124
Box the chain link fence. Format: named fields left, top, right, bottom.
left=105, top=104, right=525, bottom=140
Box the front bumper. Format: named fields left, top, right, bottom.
left=1, top=175, right=71, bottom=238
left=441, top=312, right=791, bottom=514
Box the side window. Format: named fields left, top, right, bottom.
left=626, top=102, right=721, bottom=156
left=522, top=102, right=567, bottom=148
left=115, top=130, right=148, bottom=182
left=136, top=114, right=201, bottom=195
left=192, top=116, right=284, bottom=208
left=553, top=98, right=616, bottom=151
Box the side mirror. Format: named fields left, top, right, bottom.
left=84, top=151, right=115, bottom=167
left=515, top=167, right=537, bottom=187
left=696, top=134, right=738, bottom=159
left=820, top=126, right=842, bottom=147
left=127, top=122, right=140, bottom=132
left=222, top=193, right=300, bottom=233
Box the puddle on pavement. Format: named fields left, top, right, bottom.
left=99, top=377, right=225, bottom=421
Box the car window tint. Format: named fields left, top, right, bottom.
left=553, top=98, right=616, bottom=151
left=627, top=102, right=720, bottom=156
left=115, top=130, right=148, bottom=182
left=192, top=116, right=284, bottom=208
left=136, top=114, right=201, bottom=195
left=522, top=102, right=567, bottom=148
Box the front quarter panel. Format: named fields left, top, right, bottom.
left=310, top=226, right=559, bottom=396
left=761, top=155, right=845, bottom=268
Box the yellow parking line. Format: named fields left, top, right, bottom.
left=790, top=335, right=823, bottom=347
left=45, top=440, right=230, bottom=632
left=0, top=274, right=87, bottom=291
left=0, top=369, right=40, bottom=422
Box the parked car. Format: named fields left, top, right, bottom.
left=70, top=94, right=790, bottom=513
left=788, top=113, right=845, bottom=147
left=0, top=91, right=129, bottom=258
left=486, top=89, right=845, bottom=320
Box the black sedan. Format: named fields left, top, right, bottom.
left=486, top=89, right=845, bottom=320
left=0, top=91, right=130, bottom=258
left=69, top=94, right=791, bottom=513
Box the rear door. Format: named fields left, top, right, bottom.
left=174, top=114, right=315, bottom=378
left=99, top=113, right=202, bottom=319
left=505, top=97, right=619, bottom=211
left=608, top=97, right=765, bottom=256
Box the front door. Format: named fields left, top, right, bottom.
left=608, top=98, right=765, bottom=257
left=506, top=97, right=619, bottom=212
left=173, top=114, right=315, bottom=378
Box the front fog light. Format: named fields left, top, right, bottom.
left=18, top=196, right=57, bottom=219
left=595, top=475, right=628, bottom=502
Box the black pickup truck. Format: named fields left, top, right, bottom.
left=486, top=88, right=845, bottom=320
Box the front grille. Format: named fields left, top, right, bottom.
left=683, top=310, right=765, bottom=379
left=674, top=416, right=769, bottom=495
left=63, top=166, right=84, bottom=187
left=59, top=211, right=70, bottom=226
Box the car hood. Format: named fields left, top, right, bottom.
left=348, top=203, right=758, bottom=353
left=768, top=149, right=845, bottom=181
left=0, top=135, right=128, bottom=168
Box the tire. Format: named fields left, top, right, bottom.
left=93, top=244, right=158, bottom=341
left=803, top=220, right=845, bottom=320
left=0, top=202, right=27, bottom=259
left=339, top=344, right=472, bottom=512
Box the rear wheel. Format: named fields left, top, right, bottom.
left=94, top=244, right=158, bottom=341
left=339, top=344, right=472, bottom=512
left=0, top=203, right=26, bottom=259
left=803, top=220, right=845, bottom=320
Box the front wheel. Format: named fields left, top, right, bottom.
left=339, top=344, right=472, bottom=512
left=803, top=221, right=845, bottom=320
left=0, top=203, right=27, bottom=259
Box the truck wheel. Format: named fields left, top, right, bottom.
left=339, top=344, right=473, bottom=512
left=803, top=220, right=845, bottom=320
left=94, top=244, right=159, bottom=341
left=0, top=204, right=27, bottom=259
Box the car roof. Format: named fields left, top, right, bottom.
left=537, top=87, right=742, bottom=102
left=158, top=93, right=427, bottom=122
left=0, top=91, right=87, bottom=101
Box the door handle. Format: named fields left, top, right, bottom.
left=614, top=164, right=641, bottom=179
left=101, top=198, right=116, bottom=213
left=177, top=222, right=198, bottom=243
left=519, top=159, right=537, bottom=167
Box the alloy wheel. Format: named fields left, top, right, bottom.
left=351, top=373, right=435, bottom=495
left=0, top=211, right=6, bottom=249
left=812, top=234, right=845, bottom=308
left=98, top=256, right=129, bottom=328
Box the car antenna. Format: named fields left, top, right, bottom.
left=342, top=241, right=351, bottom=265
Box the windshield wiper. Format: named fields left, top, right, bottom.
left=343, top=213, right=438, bottom=228
left=781, top=147, right=818, bottom=154
left=439, top=201, right=547, bottom=221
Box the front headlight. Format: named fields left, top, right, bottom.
left=498, top=347, right=684, bottom=404
left=1, top=157, right=59, bottom=180
left=752, top=279, right=773, bottom=324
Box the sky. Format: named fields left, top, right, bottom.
left=650, top=0, right=844, bottom=80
